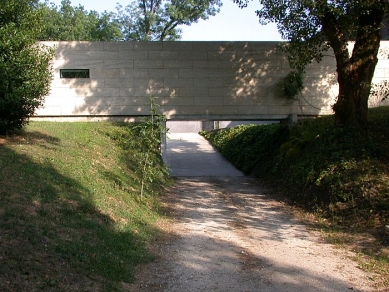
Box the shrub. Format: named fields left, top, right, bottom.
left=0, top=0, right=55, bottom=134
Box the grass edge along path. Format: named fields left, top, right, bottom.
left=0, top=121, right=171, bottom=291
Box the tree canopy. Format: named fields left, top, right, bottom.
left=235, top=0, right=389, bottom=126
left=37, top=0, right=222, bottom=41
left=116, top=0, right=222, bottom=41
left=0, top=0, right=55, bottom=134
left=37, top=0, right=122, bottom=41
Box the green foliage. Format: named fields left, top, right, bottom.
left=134, top=96, right=169, bottom=199
left=37, top=0, right=122, bottom=41
left=234, top=0, right=387, bottom=71
left=37, top=0, right=221, bottom=41
left=116, top=0, right=222, bottom=41
left=0, top=0, right=55, bottom=135
left=278, top=70, right=304, bottom=99
left=202, top=106, right=389, bottom=227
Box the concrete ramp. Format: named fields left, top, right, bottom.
left=164, top=133, right=244, bottom=177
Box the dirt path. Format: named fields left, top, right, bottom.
left=127, top=177, right=375, bottom=292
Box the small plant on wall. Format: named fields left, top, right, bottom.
left=278, top=69, right=304, bottom=100
left=135, top=96, right=168, bottom=200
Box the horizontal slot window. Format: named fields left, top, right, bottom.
left=60, top=69, right=90, bottom=78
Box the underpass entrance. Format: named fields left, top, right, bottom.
left=162, top=119, right=281, bottom=176
left=166, top=120, right=279, bottom=134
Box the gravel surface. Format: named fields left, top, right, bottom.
left=127, top=176, right=375, bottom=292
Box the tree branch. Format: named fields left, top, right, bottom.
left=319, top=4, right=351, bottom=73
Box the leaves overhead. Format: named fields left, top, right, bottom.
left=116, top=0, right=222, bottom=41
left=37, top=0, right=222, bottom=41
left=234, top=0, right=388, bottom=69
left=37, top=0, right=122, bottom=41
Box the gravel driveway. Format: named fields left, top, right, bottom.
left=127, top=176, right=375, bottom=292
left=126, top=133, right=375, bottom=291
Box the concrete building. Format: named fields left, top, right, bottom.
left=35, top=41, right=389, bottom=126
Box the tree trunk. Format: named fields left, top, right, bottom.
left=322, top=1, right=385, bottom=127
left=334, top=55, right=378, bottom=127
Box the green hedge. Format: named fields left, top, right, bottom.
left=200, top=108, right=389, bottom=225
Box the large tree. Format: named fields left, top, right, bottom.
left=116, top=0, right=222, bottom=41
left=0, top=0, right=55, bottom=134
left=37, top=0, right=122, bottom=41
left=235, top=0, right=388, bottom=126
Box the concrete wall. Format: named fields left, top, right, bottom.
left=35, top=41, right=389, bottom=120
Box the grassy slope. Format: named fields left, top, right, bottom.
left=201, top=106, right=389, bottom=288
left=0, top=122, right=171, bottom=291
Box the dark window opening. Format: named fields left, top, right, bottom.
left=60, top=69, right=90, bottom=78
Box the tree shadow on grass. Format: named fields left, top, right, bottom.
left=0, top=132, right=158, bottom=291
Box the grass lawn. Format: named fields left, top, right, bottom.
left=0, top=122, right=171, bottom=291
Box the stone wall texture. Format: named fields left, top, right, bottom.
left=35, top=41, right=389, bottom=120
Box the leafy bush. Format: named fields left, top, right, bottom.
left=0, top=0, right=55, bottom=134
